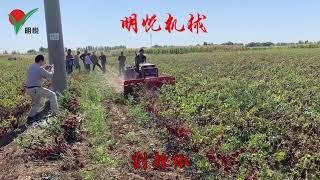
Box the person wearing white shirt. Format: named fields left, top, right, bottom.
left=25, top=55, right=58, bottom=121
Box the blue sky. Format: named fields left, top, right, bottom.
left=0, top=0, right=319, bottom=52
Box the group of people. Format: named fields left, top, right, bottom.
left=65, top=48, right=147, bottom=76
left=25, top=48, right=147, bottom=122
left=65, top=49, right=109, bottom=74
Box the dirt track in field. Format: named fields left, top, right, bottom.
left=102, top=69, right=191, bottom=180
left=104, top=69, right=124, bottom=93
left=103, top=99, right=190, bottom=180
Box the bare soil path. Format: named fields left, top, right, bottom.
left=102, top=69, right=191, bottom=180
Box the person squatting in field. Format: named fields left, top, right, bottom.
left=25, top=55, right=58, bottom=122
left=91, top=52, right=103, bottom=71
left=118, top=51, right=126, bottom=75
left=99, top=52, right=107, bottom=73
left=66, top=49, right=74, bottom=74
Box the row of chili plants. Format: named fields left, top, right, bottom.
left=18, top=74, right=84, bottom=160
left=140, top=91, right=257, bottom=179
left=135, top=48, right=320, bottom=179
left=0, top=56, right=33, bottom=139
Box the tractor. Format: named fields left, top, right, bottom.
left=123, top=62, right=176, bottom=97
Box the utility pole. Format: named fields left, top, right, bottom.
left=44, top=0, right=67, bottom=93
left=150, top=32, right=153, bottom=47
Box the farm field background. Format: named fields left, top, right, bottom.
left=109, top=48, right=320, bottom=178
left=1, top=47, right=320, bottom=178
left=0, top=55, right=33, bottom=134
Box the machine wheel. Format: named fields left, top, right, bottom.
left=124, top=86, right=133, bottom=99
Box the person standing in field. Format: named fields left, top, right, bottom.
left=84, top=52, right=92, bottom=72
left=99, top=52, right=107, bottom=73
left=74, top=51, right=81, bottom=72
left=135, top=48, right=147, bottom=76
left=66, top=49, right=74, bottom=74
left=91, top=52, right=103, bottom=71
left=80, top=50, right=88, bottom=68
left=118, top=51, right=126, bottom=75
left=25, top=55, right=58, bottom=122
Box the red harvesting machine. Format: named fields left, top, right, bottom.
left=123, top=63, right=176, bottom=96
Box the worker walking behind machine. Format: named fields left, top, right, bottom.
left=99, top=52, right=107, bottom=73
left=91, top=52, right=103, bottom=71
left=118, top=51, right=126, bottom=76
left=74, top=51, right=81, bottom=72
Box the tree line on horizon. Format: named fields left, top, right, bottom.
left=2, top=40, right=320, bottom=55
left=202, top=40, right=320, bottom=47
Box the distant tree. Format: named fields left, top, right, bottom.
left=245, top=42, right=274, bottom=47
left=3, top=50, right=8, bottom=54
left=203, top=42, right=208, bottom=46
left=221, top=41, right=234, bottom=45
left=236, top=43, right=245, bottom=46
left=39, top=46, right=47, bottom=53
left=27, top=49, right=37, bottom=54
left=262, top=42, right=274, bottom=46
left=246, top=42, right=258, bottom=47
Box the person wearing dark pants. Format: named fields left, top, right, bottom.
left=84, top=53, right=92, bottom=72
left=99, top=52, right=107, bottom=73
left=135, top=48, right=147, bottom=77
left=80, top=50, right=88, bottom=69
left=91, top=52, right=103, bottom=71
left=74, top=51, right=81, bottom=72
left=118, top=51, right=126, bottom=75
left=66, top=49, right=74, bottom=74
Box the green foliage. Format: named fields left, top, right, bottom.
left=128, top=102, right=151, bottom=125
left=195, top=158, right=212, bottom=172
left=220, top=136, right=241, bottom=153
left=248, top=133, right=269, bottom=150
left=125, top=131, right=139, bottom=144
left=0, top=56, right=33, bottom=135
left=107, top=45, right=247, bottom=57
left=122, top=48, right=320, bottom=178
left=78, top=73, right=118, bottom=178
left=274, top=151, right=287, bottom=162
left=3, top=47, right=320, bottom=178
left=0, top=56, right=32, bottom=116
